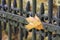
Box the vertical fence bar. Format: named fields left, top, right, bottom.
left=8, top=0, right=12, bottom=39
left=19, top=0, right=23, bottom=16
left=39, top=3, right=45, bottom=22
left=0, top=21, right=2, bottom=40
left=13, top=0, right=17, bottom=8
left=8, top=21, right=12, bottom=40
left=2, top=0, right=6, bottom=11
left=23, top=28, right=28, bottom=40
left=2, top=0, right=7, bottom=11
left=26, top=1, right=31, bottom=17
left=32, top=0, right=36, bottom=40
left=8, top=0, right=11, bottom=12
left=13, top=25, right=19, bottom=40
left=48, top=0, right=53, bottom=23
left=2, top=0, right=6, bottom=6
left=26, top=1, right=30, bottom=12
left=2, top=0, right=6, bottom=10
left=48, top=32, right=52, bottom=40
left=32, top=28, right=36, bottom=40
left=2, top=0, right=7, bottom=31
left=13, top=0, right=17, bottom=14
left=3, top=22, right=6, bottom=30
left=19, top=23, right=23, bottom=40
left=48, top=2, right=53, bottom=39
left=13, top=0, right=17, bottom=39
left=32, top=0, right=36, bottom=17
left=48, top=0, right=53, bottom=40
left=39, top=30, right=44, bottom=40
left=0, top=0, right=1, bottom=9
left=19, top=0, right=23, bottom=40
left=40, top=3, right=44, bottom=15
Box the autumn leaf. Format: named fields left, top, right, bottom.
left=25, top=15, right=44, bottom=31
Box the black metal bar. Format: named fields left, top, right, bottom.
left=32, top=28, right=36, bottom=40
left=48, top=0, right=53, bottom=40
left=26, top=1, right=31, bottom=17
left=26, top=1, right=31, bottom=12
left=0, top=21, right=2, bottom=40
left=13, top=22, right=19, bottom=40
left=2, top=0, right=7, bottom=31
left=8, top=0, right=11, bottom=12
left=19, top=23, right=23, bottom=40
left=32, top=0, right=36, bottom=17
left=13, top=0, right=17, bottom=14
left=13, top=0, right=17, bottom=15
left=29, top=0, right=37, bottom=40
left=48, top=32, right=52, bottom=40
left=32, top=0, right=36, bottom=40
left=23, top=28, right=28, bottom=39
left=0, top=5, right=1, bottom=10
left=8, top=21, right=12, bottom=40
left=19, top=0, right=23, bottom=16
left=57, top=6, right=60, bottom=26
left=3, top=22, right=6, bottom=30
left=39, top=35, right=44, bottom=40
left=13, top=0, right=17, bottom=8
left=2, top=0, right=6, bottom=6
left=13, top=26, right=19, bottom=40
left=39, top=3, right=45, bottom=22
left=39, top=30, right=44, bottom=40
left=48, top=0, right=53, bottom=23
left=2, top=0, right=6, bottom=11
left=40, top=3, right=44, bottom=15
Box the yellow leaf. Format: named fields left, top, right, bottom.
left=25, top=15, right=44, bottom=31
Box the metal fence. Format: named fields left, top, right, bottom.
left=0, top=0, right=60, bottom=40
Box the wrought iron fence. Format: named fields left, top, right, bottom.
left=0, top=0, right=60, bottom=40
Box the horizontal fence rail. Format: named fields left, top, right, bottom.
left=0, top=0, right=60, bottom=40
